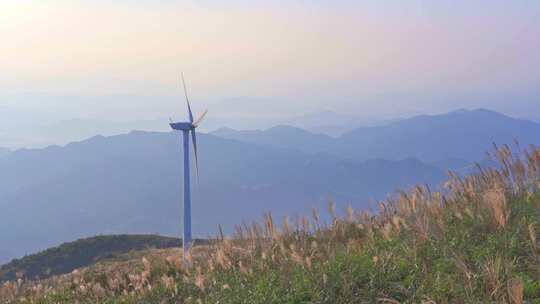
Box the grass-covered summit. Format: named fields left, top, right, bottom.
left=3, top=144, right=540, bottom=303
left=0, top=235, right=183, bottom=283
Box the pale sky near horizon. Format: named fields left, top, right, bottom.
left=1, top=1, right=539, bottom=121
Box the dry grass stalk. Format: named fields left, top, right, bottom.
left=508, top=278, right=524, bottom=304
left=483, top=188, right=509, bottom=230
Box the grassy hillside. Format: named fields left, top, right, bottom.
left=3, top=144, right=540, bottom=303
left=0, top=235, right=187, bottom=283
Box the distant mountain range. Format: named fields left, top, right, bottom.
left=1, top=108, right=537, bottom=264
left=212, top=109, right=540, bottom=162
left=0, top=130, right=446, bottom=264
left=0, top=118, right=170, bottom=148
left=212, top=126, right=335, bottom=153
left=280, top=110, right=394, bottom=136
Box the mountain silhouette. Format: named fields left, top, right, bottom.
left=213, top=109, right=540, bottom=163
left=0, top=131, right=445, bottom=264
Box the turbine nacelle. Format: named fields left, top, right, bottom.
left=169, top=109, right=208, bottom=131
left=169, top=122, right=195, bottom=131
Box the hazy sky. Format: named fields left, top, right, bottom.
left=1, top=1, right=540, bottom=122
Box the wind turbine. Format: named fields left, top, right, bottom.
left=169, top=74, right=208, bottom=258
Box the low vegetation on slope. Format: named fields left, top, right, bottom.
left=0, top=235, right=184, bottom=283
left=3, top=144, right=540, bottom=303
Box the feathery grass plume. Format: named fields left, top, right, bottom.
left=161, top=275, right=175, bottom=291
left=264, top=212, right=276, bottom=240
left=390, top=215, right=402, bottom=233
left=194, top=267, right=205, bottom=291
left=328, top=200, right=337, bottom=222
left=346, top=204, right=354, bottom=223
left=452, top=252, right=473, bottom=291
left=282, top=216, right=290, bottom=236
left=234, top=224, right=245, bottom=241
left=380, top=222, right=394, bottom=240
left=528, top=223, right=538, bottom=254
left=215, top=248, right=231, bottom=270
left=301, top=215, right=310, bottom=236
left=508, top=278, right=524, bottom=304
left=94, top=282, right=107, bottom=298
left=482, top=255, right=504, bottom=298
left=311, top=207, right=320, bottom=228
left=483, top=188, right=509, bottom=230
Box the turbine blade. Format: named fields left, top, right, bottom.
left=193, top=109, right=208, bottom=127
left=191, top=129, right=200, bottom=182
left=181, top=73, right=194, bottom=123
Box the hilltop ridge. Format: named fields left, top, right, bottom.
left=0, top=235, right=186, bottom=283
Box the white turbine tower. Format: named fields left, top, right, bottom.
left=169, top=74, right=208, bottom=259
